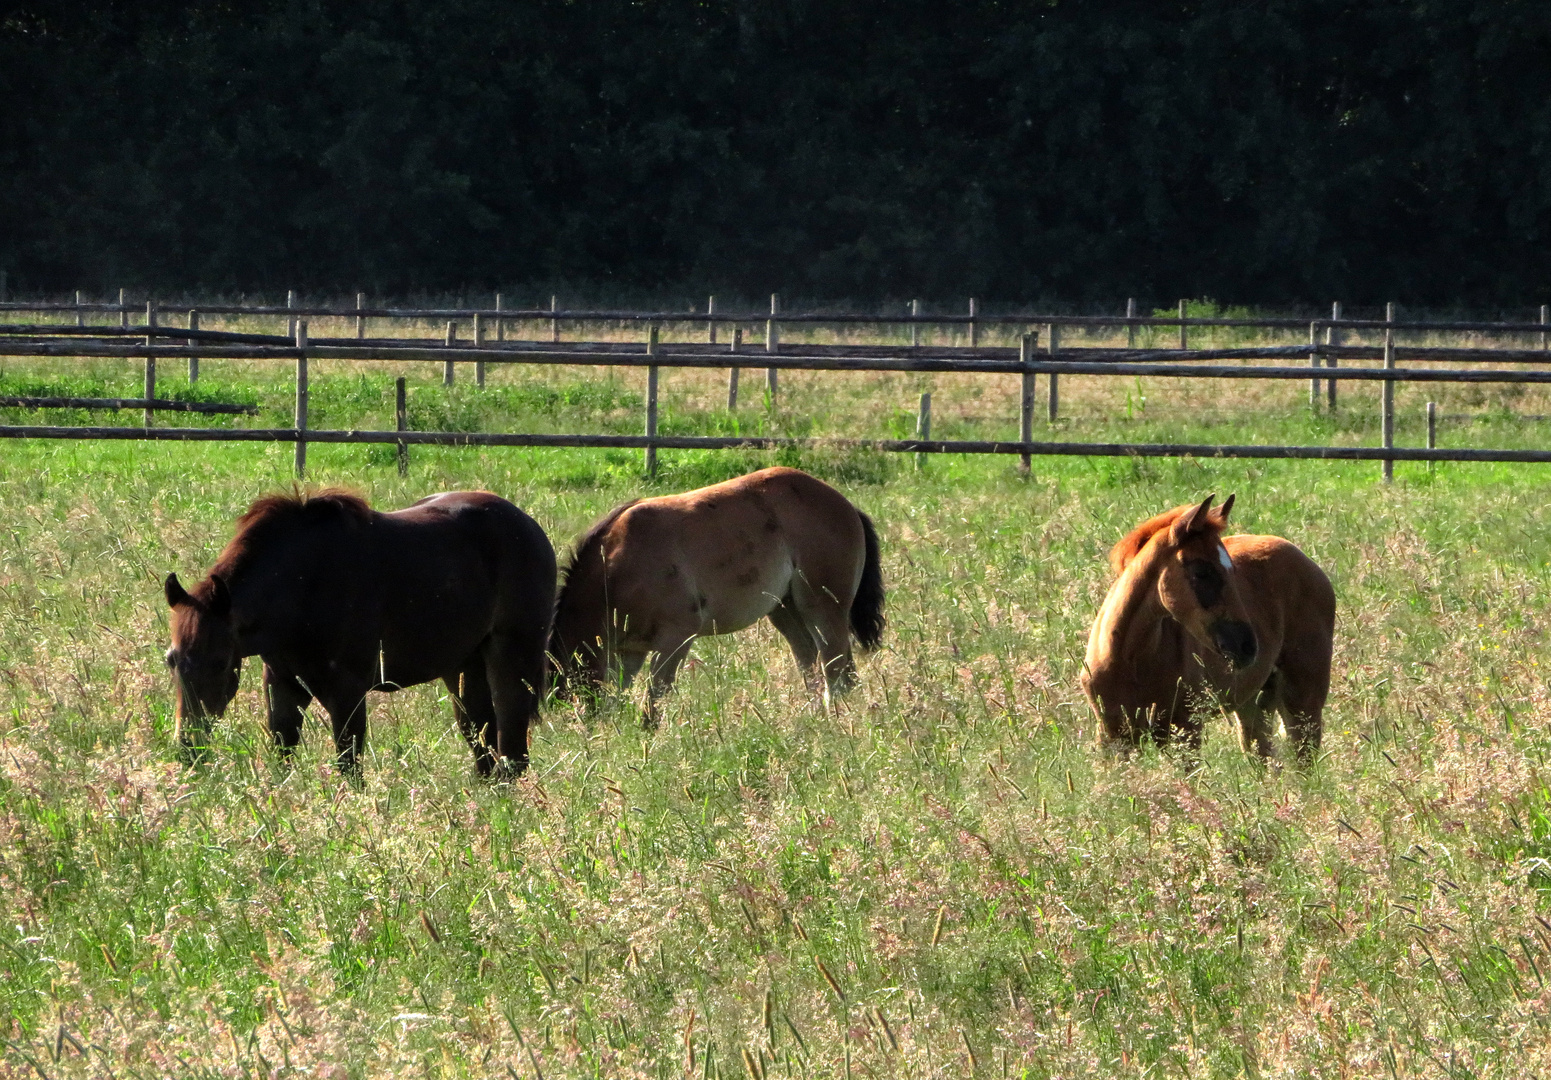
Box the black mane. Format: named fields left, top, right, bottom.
left=211, top=488, right=373, bottom=581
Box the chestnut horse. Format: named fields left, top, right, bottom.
left=1081, top=494, right=1335, bottom=762
left=550, top=467, right=884, bottom=718
left=163, top=490, right=555, bottom=775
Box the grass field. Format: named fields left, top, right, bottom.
left=3, top=328, right=1551, bottom=1078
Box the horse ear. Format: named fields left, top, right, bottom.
left=165, top=573, right=191, bottom=608
left=1170, top=494, right=1216, bottom=544
left=209, top=574, right=232, bottom=616
left=1209, top=493, right=1236, bottom=527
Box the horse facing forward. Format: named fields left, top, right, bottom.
left=550, top=467, right=884, bottom=718
left=164, top=489, right=555, bottom=775
left=1081, top=494, right=1335, bottom=762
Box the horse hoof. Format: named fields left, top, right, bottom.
left=490, top=756, right=528, bottom=780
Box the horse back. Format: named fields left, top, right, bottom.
left=381, top=491, right=555, bottom=603
left=1224, top=533, right=1335, bottom=651
left=641, top=467, right=862, bottom=564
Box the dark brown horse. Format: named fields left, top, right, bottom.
left=550, top=467, right=884, bottom=719
left=164, top=489, right=556, bottom=775
left=1081, top=494, right=1335, bottom=763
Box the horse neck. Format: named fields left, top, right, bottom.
left=554, top=554, right=609, bottom=676
left=209, top=528, right=316, bottom=655
left=1094, top=542, right=1172, bottom=657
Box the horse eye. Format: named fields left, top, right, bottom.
left=164, top=649, right=177, bottom=669
left=1187, top=561, right=1216, bottom=584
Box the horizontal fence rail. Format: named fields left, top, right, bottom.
left=7, top=338, right=1551, bottom=378
left=0, top=424, right=1548, bottom=464
left=8, top=326, right=1551, bottom=368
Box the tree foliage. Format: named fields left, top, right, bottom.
left=3, top=1, right=1550, bottom=305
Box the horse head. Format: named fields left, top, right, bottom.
left=164, top=571, right=243, bottom=746
left=1153, top=494, right=1258, bottom=670
left=548, top=587, right=605, bottom=701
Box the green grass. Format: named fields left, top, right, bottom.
left=2, top=345, right=1551, bottom=1077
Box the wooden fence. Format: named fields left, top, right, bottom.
left=3, top=297, right=1550, bottom=483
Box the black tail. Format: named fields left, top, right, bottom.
left=850, top=510, right=885, bottom=651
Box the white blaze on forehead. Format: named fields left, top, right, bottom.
left=1218, top=545, right=1233, bottom=571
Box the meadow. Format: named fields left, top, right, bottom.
left=2, top=316, right=1551, bottom=1078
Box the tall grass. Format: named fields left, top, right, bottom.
left=1, top=347, right=1550, bottom=1077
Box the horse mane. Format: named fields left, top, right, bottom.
left=554, top=499, right=640, bottom=616
left=210, top=488, right=373, bottom=580
left=1109, top=503, right=1222, bottom=576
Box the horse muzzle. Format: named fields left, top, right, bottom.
left=1211, top=620, right=1258, bottom=670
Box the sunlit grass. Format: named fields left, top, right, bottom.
left=1, top=334, right=1551, bottom=1077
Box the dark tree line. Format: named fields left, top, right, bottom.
left=3, top=0, right=1550, bottom=307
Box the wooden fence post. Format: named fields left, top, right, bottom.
left=188, top=310, right=200, bottom=383
left=356, top=292, right=366, bottom=340
left=968, top=298, right=978, bottom=347
left=287, top=290, right=296, bottom=341
left=1126, top=298, right=1137, bottom=349
left=75, top=291, right=84, bottom=328
left=119, top=288, right=128, bottom=329
left=916, top=391, right=931, bottom=469
left=1381, top=302, right=1396, bottom=483
left=1019, top=333, right=1037, bottom=475
left=294, top=320, right=309, bottom=478
left=767, top=293, right=779, bottom=404
left=444, top=321, right=456, bottom=386
left=551, top=295, right=560, bottom=343
left=645, top=324, right=659, bottom=477
left=473, top=313, right=485, bottom=389
left=1326, top=301, right=1340, bottom=409
left=728, top=326, right=741, bottom=409
left=1426, top=400, right=1436, bottom=473
left=495, top=293, right=505, bottom=343
left=144, top=301, right=158, bottom=427
left=396, top=376, right=409, bottom=477
left=910, top=299, right=920, bottom=347
left=708, top=295, right=717, bottom=344
left=1540, top=304, right=1547, bottom=351
left=1308, top=321, right=1319, bottom=407
left=1178, top=299, right=1188, bottom=350
left=1047, top=322, right=1061, bottom=421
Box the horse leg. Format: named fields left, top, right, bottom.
left=262, top=663, right=311, bottom=760
left=446, top=664, right=499, bottom=777
left=643, top=638, right=693, bottom=729
left=315, top=681, right=371, bottom=777
left=1173, top=711, right=1204, bottom=769
left=767, top=599, right=822, bottom=693
left=1234, top=678, right=1278, bottom=759
left=1083, top=682, right=1142, bottom=755
left=1275, top=664, right=1329, bottom=766
left=1157, top=696, right=1204, bottom=767
left=788, top=576, right=857, bottom=702
left=483, top=628, right=547, bottom=776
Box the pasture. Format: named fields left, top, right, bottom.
left=2, top=345, right=1551, bottom=1078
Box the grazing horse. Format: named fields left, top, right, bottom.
left=550, top=467, right=884, bottom=718
left=163, top=489, right=556, bottom=776
left=1081, top=494, right=1335, bottom=762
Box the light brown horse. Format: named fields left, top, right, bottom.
left=1081, top=494, right=1335, bottom=762
left=550, top=467, right=884, bottom=717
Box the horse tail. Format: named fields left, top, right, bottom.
left=850, top=510, right=885, bottom=652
